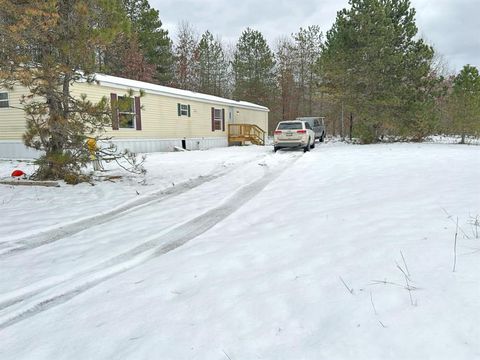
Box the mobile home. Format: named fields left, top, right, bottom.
left=0, top=74, right=269, bottom=158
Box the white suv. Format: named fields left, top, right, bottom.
left=273, top=120, right=315, bottom=152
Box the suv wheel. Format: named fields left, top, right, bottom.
left=304, top=138, right=311, bottom=152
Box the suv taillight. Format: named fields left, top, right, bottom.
left=274, top=130, right=282, bottom=134
left=297, top=130, right=306, bottom=133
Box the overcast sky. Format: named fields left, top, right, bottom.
left=150, top=0, right=479, bottom=73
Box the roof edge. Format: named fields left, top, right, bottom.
left=90, top=73, right=269, bottom=112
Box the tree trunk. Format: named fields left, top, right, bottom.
left=349, top=113, right=353, bottom=141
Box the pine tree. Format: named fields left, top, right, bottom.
left=0, top=0, right=129, bottom=181
left=232, top=28, right=276, bottom=107
left=449, top=65, right=480, bottom=143
left=195, top=31, right=229, bottom=97
left=173, top=22, right=198, bottom=91
left=117, top=34, right=156, bottom=82
left=122, top=0, right=173, bottom=84
left=319, top=0, right=436, bottom=142
left=275, top=37, right=298, bottom=121
left=103, top=31, right=157, bottom=83
left=292, top=26, right=323, bottom=116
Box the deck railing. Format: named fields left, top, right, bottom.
left=228, top=124, right=266, bottom=145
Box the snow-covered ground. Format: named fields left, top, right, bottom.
left=0, top=143, right=479, bottom=360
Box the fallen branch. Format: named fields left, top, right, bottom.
left=93, top=175, right=123, bottom=182
left=0, top=180, right=60, bottom=187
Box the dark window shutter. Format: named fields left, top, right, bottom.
left=134, top=96, right=142, bottom=130
left=188, top=105, right=191, bottom=117
left=222, top=109, right=225, bottom=131
left=110, top=93, right=119, bottom=130
left=177, top=103, right=181, bottom=116
left=211, top=107, right=215, bottom=131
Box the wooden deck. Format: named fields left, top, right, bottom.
left=228, top=124, right=266, bottom=146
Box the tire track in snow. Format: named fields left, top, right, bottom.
left=0, top=152, right=301, bottom=330
left=0, top=155, right=268, bottom=258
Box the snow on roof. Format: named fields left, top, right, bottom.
left=93, top=73, right=269, bottom=112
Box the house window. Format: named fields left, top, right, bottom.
left=177, top=103, right=191, bottom=117
left=213, top=108, right=223, bottom=130
left=118, top=96, right=135, bottom=129
left=180, top=104, right=188, bottom=116
left=211, top=107, right=225, bottom=131
left=0, top=92, right=8, bottom=108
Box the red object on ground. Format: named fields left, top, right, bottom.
left=11, top=170, right=25, bottom=177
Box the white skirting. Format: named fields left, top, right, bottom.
left=110, top=137, right=228, bottom=153
left=0, top=141, right=42, bottom=159
left=0, top=137, right=228, bottom=159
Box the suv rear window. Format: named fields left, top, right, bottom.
left=277, top=122, right=303, bottom=130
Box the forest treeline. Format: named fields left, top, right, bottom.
left=1, top=0, right=479, bottom=146
left=92, top=0, right=479, bottom=143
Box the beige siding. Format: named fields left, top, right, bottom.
left=0, top=85, right=29, bottom=140
left=233, top=107, right=268, bottom=133
left=1, top=81, right=268, bottom=141
left=72, top=82, right=239, bottom=139
left=72, top=81, right=269, bottom=138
